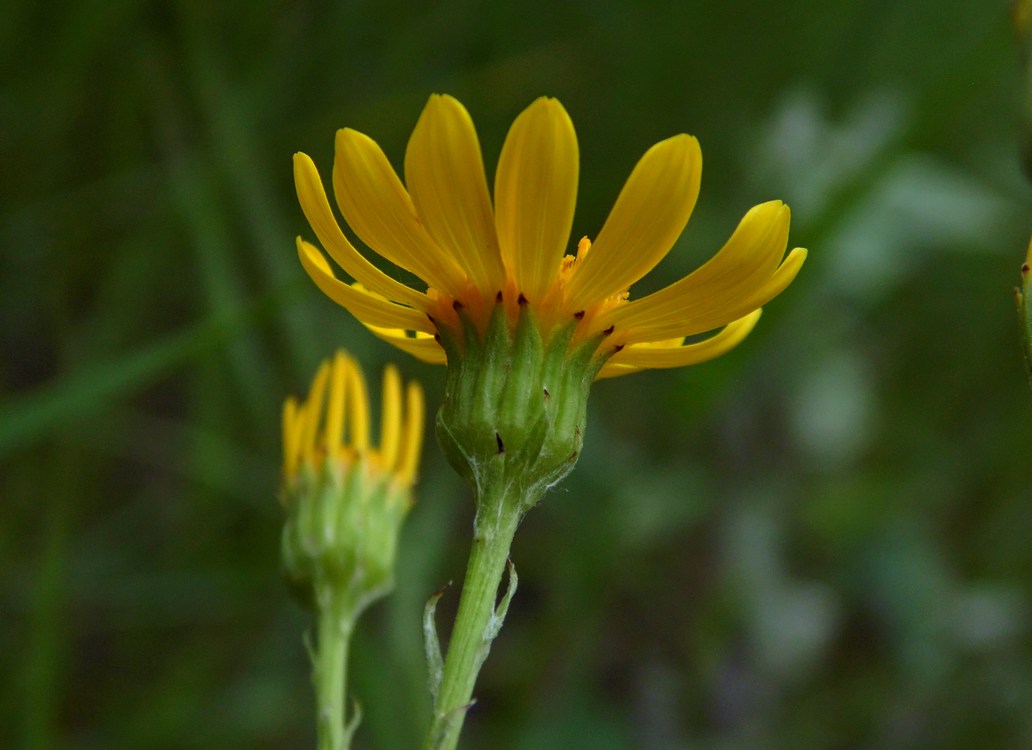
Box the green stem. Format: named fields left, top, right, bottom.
left=314, top=588, right=357, bottom=750
left=423, top=484, right=524, bottom=750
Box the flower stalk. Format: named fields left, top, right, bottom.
left=313, top=583, right=360, bottom=750
left=423, top=489, right=520, bottom=750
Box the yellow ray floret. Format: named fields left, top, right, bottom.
left=294, top=94, right=806, bottom=377
left=598, top=309, right=763, bottom=379
left=282, top=350, right=424, bottom=486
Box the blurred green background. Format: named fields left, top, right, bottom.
left=3, top=1, right=1031, bottom=748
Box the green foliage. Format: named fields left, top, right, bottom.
left=2, top=1, right=1030, bottom=748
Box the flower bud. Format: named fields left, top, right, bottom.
left=280, top=351, right=423, bottom=612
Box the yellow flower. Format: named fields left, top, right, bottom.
left=280, top=350, right=425, bottom=608
left=281, top=349, right=424, bottom=488
left=293, top=94, right=805, bottom=378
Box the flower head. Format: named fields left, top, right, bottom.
left=294, top=96, right=806, bottom=505
left=280, top=350, right=424, bottom=610
left=293, top=94, right=806, bottom=379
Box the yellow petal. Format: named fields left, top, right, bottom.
left=604, top=202, right=794, bottom=343
left=282, top=396, right=301, bottom=477
left=345, top=356, right=370, bottom=452
left=565, top=135, right=702, bottom=309
left=723, top=246, right=807, bottom=320
left=323, top=351, right=348, bottom=458
left=398, top=380, right=425, bottom=484
left=404, top=95, right=506, bottom=292
left=363, top=323, right=448, bottom=365
left=300, top=360, right=331, bottom=464
left=333, top=128, right=466, bottom=296
left=494, top=97, right=579, bottom=303
left=297, top=239, right=434, bottom=333
left=293, top=152, right=428, bottom=310
left=379, top=364, right=402, bottom=470
left=599, top=309, right=762, bottom=378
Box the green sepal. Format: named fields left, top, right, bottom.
left=281, top=460, right=412, bottom=614
left=435, top=300, right=609, bottom=516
